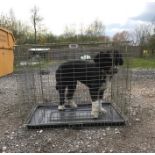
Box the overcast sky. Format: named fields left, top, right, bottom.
left=0, top=0, right=155, bottom=36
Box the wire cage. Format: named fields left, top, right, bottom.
left=15, top=42, right=131, bottom=128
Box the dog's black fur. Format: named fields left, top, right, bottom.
left=56, top=50, right=123, bottom=107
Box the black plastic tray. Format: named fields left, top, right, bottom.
left=25, top=102, right=125, bottom=129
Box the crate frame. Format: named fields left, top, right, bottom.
left=15, top=42, right=131, bottom=128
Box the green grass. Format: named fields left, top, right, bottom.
left=129, top=57, right=155, bottom=68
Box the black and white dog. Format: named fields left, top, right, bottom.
left=55, top=50, right=123, bottom=118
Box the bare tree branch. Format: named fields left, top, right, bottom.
left=30, top=6, right=43, bottom=44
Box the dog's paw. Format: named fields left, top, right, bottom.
left=68, top=100, right=77, bottom=108
left=100, top=107, right=107, bottom=115
left=91, top=110, right=99, bottom=118
left=58, top=105, right=65, bottom=110
left=91, top=101, right=100, bottom=118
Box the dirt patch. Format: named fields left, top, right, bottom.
left=0, top=70, right=155, bottom=153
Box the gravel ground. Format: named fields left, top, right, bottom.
left=0, top=69, right=155, bottom=153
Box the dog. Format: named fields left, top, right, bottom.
left=55, top=50, right=123, bottom=118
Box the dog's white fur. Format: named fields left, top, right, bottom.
left=104, top=76, right=112, bottom=101
left=91, top=101, right=100, bottom=118
left=68, top=100, right=77, bottom=108
left=58, top=105, right=65, bottom=110
left=91, top=100, right=107, bottom=118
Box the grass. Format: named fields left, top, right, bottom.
left=129, top=56, right=155, bottom=69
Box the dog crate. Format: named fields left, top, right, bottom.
left=15, top=42, right=131, bottom=128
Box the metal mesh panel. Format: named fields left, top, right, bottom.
left=14, top=42, right=131, bottom=127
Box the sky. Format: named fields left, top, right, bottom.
left=0, top=0, right=155, bottom=36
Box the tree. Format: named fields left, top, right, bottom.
left=30, top=6, right=43, bottom=44
left=85, top=19, right=105, bottom=37
left=148, top=20, right=155, bottom=55
left=148, top=34, right=155, bottom=55
left=113, top=31, right=130, bottom=43
left=133, top=24, right=152, bottom=46
left=0, top=10, right=30, bottom=44
left=63, top=25, right=76, bottom=38
left=132, top=24, right=152, bottom=56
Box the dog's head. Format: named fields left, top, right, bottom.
left=93, top=50, right=124, bottom=74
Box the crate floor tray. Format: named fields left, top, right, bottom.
left=26, top=102, right=125, bottom=128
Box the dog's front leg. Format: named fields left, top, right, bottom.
left=57, top=87, right=66, bottom=111
left=104, top=76, right=112, bottom=101
left=91, top=100, right=100, bottom=118
left=98, top=83, right=107, bottom=114
left=91, top=100, right=107, bottom=118
left=66, top=84, right=77, bottom=108
left=98, top=99, right=107, bottom=114
left=90, top=89, right=106, bottom=118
